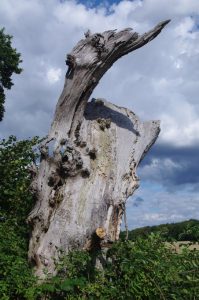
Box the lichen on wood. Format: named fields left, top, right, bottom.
left=27, top=20, right=170, bottom=278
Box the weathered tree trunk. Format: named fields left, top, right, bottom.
left=27, top=20, right=170, bottom=277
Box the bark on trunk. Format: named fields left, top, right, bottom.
left=27, top=20, right=170, bottom=278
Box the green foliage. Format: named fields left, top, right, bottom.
left=179, top=222, right=199, bottom=241
left=0, top=28, right=22, bottom=121
left=56, top=250, right=93, bottom=279
left=104, top=236, right=199, bottom=299
left=0, top=136, right=41, bottom=300
left=0, top=135, right=40, bottom=222
left=36, top=235, right=199, bottom=300
left=120, top=219, right=199, bottom=242
left=0, top=220, right=37, bottom=300
left=0, top=136, right=199, bottom=299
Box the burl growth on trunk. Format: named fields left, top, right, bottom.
left=27, top=20, right=170, bottom=277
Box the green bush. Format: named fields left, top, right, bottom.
left=36, top=234, right=199, bottom=300
left=1, top=136, right=199, bottom=300
left=0, top=136, right=40, bottom=300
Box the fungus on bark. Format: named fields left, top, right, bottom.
left=27, top=20, right=170, bottom=278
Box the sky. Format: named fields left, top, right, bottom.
left=0, top=0, right=199, bottom=229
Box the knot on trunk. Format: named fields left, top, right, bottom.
left=65, top=54, right=76, bottom=78
left=60, top=145, right=83, bottom=177
left=97, top=118, right=111, bottom=130
left=90, top=33, right=107, bottom=57
left=40, top=144, right=48, bottom=159
left=49, top=189, right=64, bottom=207
left=88, top=148, right=97, bottom=160
left=74, top=121, right=87, bottom=147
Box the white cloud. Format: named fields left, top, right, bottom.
left=174, top=17, right=195, bottom=38
left=142, top=213, right=184, bottom=222
left=125, top=185, right=199, bottom=228
left=138, top=157, right=183, bottom=183
left=160, top=102, right=199, bottom=146
left=47, top=67, right=62, bottom=84
left=0, top=0, right=199, bottom=147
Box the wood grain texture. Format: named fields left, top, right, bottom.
left=27, top=20, right=170, bottom=277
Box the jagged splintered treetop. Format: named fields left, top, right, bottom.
left=50, top=20, right=170, bottom=142
left=28, top=20, right=170, bottom=278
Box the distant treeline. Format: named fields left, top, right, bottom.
left=120, top=219, right=199, bottom=241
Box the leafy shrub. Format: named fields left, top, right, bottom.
left=37, top=234, right=199, bottom=300
left=0, top=136, right=199, bottom=300
left=0, top=136, right=40, bottom=300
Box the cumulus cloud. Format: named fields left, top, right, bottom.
left=47, top=67, right=62, bottom=84
left=138, top=143, right=199, bottom=189
left=1, top=0, right=199, bottom=146
left=0, top=0, right=198, bottom=227
left=125, top=185, right=199, bottom=228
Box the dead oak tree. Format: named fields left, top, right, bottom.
left=27, top=20, right=170, bottom=277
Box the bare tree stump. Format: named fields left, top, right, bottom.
left=27, top=20, right=170, bottom=277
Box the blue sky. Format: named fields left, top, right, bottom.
left=79, top=0, right=122, bottom=6
left=0, top=0, right=199, bottom=228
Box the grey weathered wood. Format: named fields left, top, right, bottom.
left=27, top=20, right=170, bottom=277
